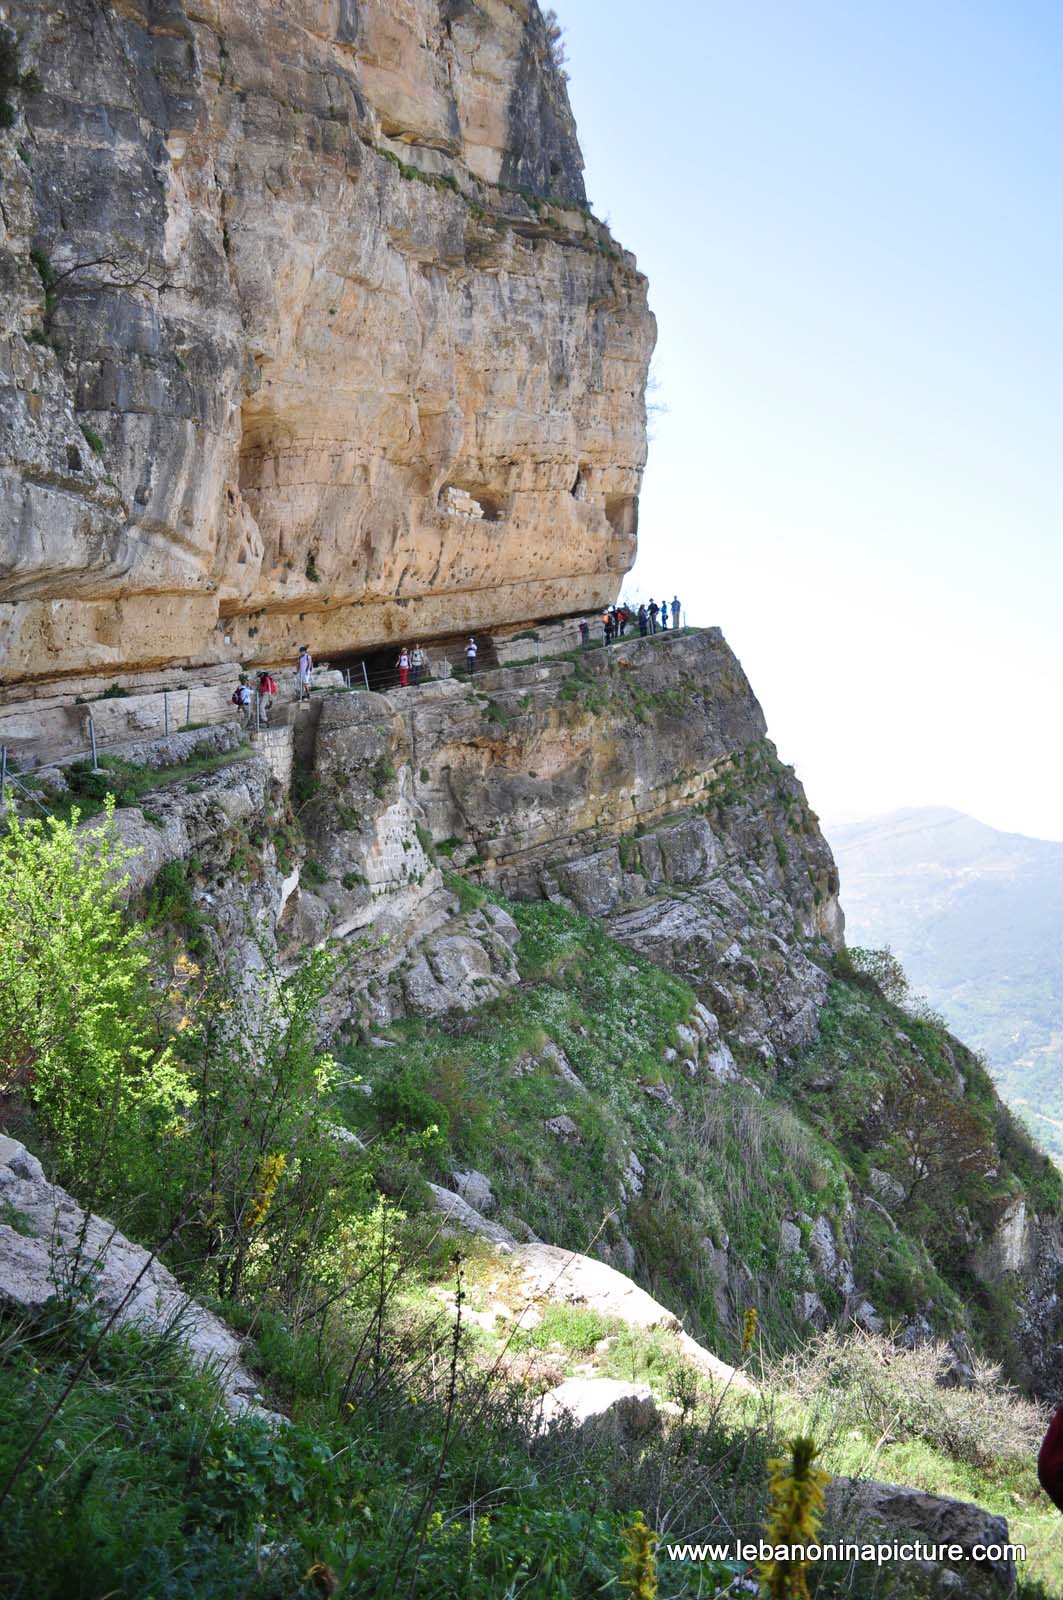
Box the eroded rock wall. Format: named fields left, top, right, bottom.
left=0, top=0, right=653, bottom=688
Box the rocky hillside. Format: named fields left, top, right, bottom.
left=0, top=0, right=653, bottom=688
left=4, top=627, right=1062, bottom=1595
left=16, top=627, right=1059, bottom=1393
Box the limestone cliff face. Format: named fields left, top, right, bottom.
left=0, top=0, right=653, bottom=687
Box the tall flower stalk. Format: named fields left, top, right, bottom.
left=758, top=1436, right=830, bottom=1600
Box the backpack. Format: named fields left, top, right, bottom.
left=232, top=688, right=242, bottom=706
left=261, top=674, right=276, bottom=695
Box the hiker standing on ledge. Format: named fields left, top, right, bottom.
left=232, top=677, right=252, bottom=727
left=256, top=669, right=277, bottom=725
left=637, top=603, right=648, bottom=637
left=671, top=595, right=681, bottom=630
left=648, top=599, right=659, bottom=634
left=296, top=645, right=313, bottom=700
left=396, top=646, right=410, bottom=688
left=411, top=642, right=426, bottom=685
left=465, top=636, right=478, bottom=676
left=603, top=610, right=614, bottom=646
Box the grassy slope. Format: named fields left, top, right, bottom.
left=5, top=875, right=1062, bottom=1595
left=336, top=891, right=854, bottom=1357
left=338, top=890, right=1058, bottom=1370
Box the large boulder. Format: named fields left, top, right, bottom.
left=0, top=1136, right=275, bottom=1421
left=826, top=1478, right=1017, bottom=1597
left=536, top=1378, right=659, bottom=1444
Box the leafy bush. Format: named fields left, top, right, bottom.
left=142, top=859, right=208, bottom=954
left=300, top=856, right=327, bottom=888
left=0, top=804, right=187, bottom=1201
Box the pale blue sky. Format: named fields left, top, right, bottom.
left=559, top=0, right=1063, bottom=841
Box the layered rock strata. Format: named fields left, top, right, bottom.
left=0, top=0, right=654, bottom=688
left=16, top=624, right=1061, bottom=1389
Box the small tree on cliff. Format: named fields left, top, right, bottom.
left=542, top=8, right=569, bottom=76
left=867, top=1059, right=996, bottom=1230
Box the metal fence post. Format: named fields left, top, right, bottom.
left=186, top=689, right=192, bottom=726
left=362, top=660, right=370, bottom=691
left=163, top=690, right=169, bottom=737
left=89, top=715, right=99, bottom=770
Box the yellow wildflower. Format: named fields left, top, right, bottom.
left=245, top=1152, right=285, bottom=1230
left=758, top=1436, right=830, bottom=1600
left=620, top=1511, right=659, bottom=1599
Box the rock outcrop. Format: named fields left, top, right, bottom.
left=825, top=1477, right=1017, bottom=1598
left=0, top=1134, right=275, bottom=1420
left=0, top=0, right=654, bottom=689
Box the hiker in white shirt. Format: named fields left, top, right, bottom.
left=296, top=645, right=313, bottom=700
left=465, top=637, right=478, bottom=676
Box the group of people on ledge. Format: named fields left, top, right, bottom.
left=579, top=595, right=682, bottom=648
left=396, top=637, right=480, bottom=686
left=234, top=598, right=685, bottom=724
left=232, top=646, right=313, bottom=726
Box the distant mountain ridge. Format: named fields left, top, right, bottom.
left=828, top=806, right=1063, bottom=1163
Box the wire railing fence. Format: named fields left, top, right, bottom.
left=1, top=616, right=693, bottom=812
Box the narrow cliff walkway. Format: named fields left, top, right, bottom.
left=0, top=621, right=699, bottom=782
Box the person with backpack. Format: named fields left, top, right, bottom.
left=659, top=600, right=669, bottom=629
left=296, top=645, right=313, bottom=700
left=637, top=604, right=648, bottom=637
left=465, top=636, right=478, bottom=676
left=671, top=595, right=682, bottom=630
left=396, top=646, right=410, bottom=688
left=603, top=610, right=614, bottom=646
left=648, top=599, right=659, bottom=634
left=410, top=643, right=426, bottom=685
left=256, top=669, right=277, bottom=725
left=617, top=606, right=628, bottom=638
left=578, top=619, right=590, bottom=650
left=232, top=677, right=252, bottom=726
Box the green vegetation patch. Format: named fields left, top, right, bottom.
left=21, top=742, right=248, bottom=825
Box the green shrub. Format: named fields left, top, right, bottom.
left=415, top=823, right=436, bottom=860
left=142, top=859, right=208, bottom=953
left=0, top=805, right=188, bottom=1200
left=300, top=856, right=327, bottom=888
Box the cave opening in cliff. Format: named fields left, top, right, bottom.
left=328, top=630, right=501, bottom=692
left=440, top=482, right=508, bottom=523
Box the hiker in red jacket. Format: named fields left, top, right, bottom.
left=256, top=670, right=277, bottom=726
left=1039, top=1407, right=1063, bottom=1510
